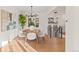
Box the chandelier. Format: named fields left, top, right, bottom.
left=28, top=6, right=38, bottom=17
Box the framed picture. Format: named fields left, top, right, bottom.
left=35, top=18, right=39, bottom=27
left=28, top=17, right=39, bottom=27
left=48, top=17, right=58, bottom=24
left=28, top=18, right=35, bottom=27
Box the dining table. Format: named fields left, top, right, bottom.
left=23, top=29, right=41, bottom=43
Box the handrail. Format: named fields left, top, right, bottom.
left=55, top=26, right=62, bottom=38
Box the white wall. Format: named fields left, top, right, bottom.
left=0, top=7, right=19, bottom=47
left=0, top=11, right=1, bottom=32
left=38, top=7, right=65, bottom=35
left=39, top=13, right=48, bottom=34
left=58, top=15, right=65, bottom=26
left=66, top=6, right=79, bottom=52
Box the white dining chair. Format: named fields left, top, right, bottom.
left=37, top=30, right=45, bottom=43
left=26, top=32, right=37, bottom=40
left=18, top=30, right=26, bottom=40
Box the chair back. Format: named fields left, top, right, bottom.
left=27, top=32, right=37, bottom=40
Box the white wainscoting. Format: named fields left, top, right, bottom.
left=0, top=29, right=17, bottom=48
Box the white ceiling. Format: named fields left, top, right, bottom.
left=2, top=6, right=65, bottom=15
left=11, top=6, right=57, bottom=14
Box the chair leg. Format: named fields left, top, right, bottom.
left=37, top=38, right=39, bottom=44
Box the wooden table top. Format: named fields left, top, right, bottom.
left=23, top=29, right=40, bottom=33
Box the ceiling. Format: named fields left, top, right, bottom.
left=1, top=6, right=65, bottom=15
left=10, top=6, right=57, bottom=14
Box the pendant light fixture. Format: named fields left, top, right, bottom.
left=28, top=6, right=38, bottom=17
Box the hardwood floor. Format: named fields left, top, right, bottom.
left=27, top=35, right=65, bottom=52
left=0, top=35, right=65, bottom=52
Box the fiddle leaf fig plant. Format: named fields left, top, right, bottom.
left=19, top=14, right=26, bottom=29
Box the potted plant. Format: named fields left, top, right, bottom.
left=19, top=14, right=26, bottom=29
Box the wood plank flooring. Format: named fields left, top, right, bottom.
left=0, top=35, right=65, bottom=52
left=27, top=35, right=65, bottom=52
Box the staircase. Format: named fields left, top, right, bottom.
left=55, top=26, right=65, bottom=38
